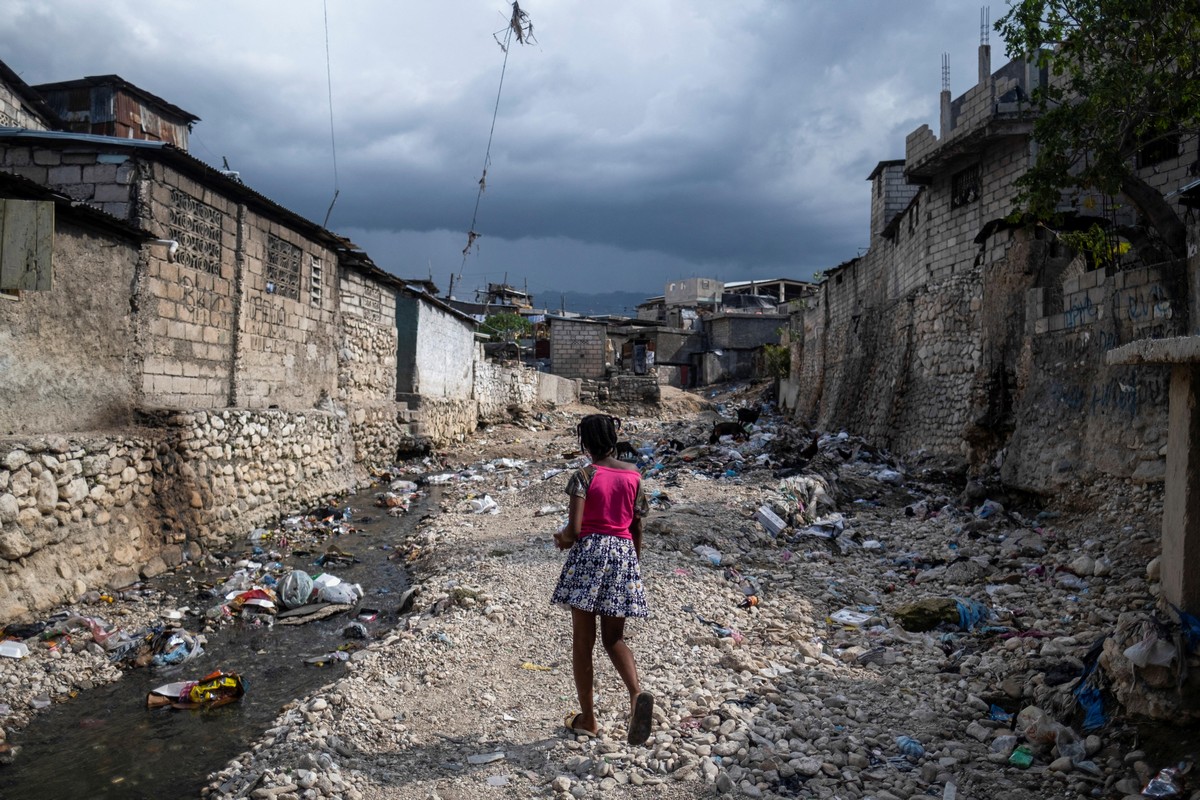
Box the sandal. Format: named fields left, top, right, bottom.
left=627, top=692, right=655, bottom=745
left=564, top=712, right=599, bottom=738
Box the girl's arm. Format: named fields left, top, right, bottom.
left=555, top=494, right=586, bottom=549
left=630, top=515, right=643, bottom=560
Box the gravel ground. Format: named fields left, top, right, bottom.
left=0, top=386, right=1177, bottom=799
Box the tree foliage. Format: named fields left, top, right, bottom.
left=996, top=0, right=1200, bottom=257
left=480, top=312, right=531, bottom=342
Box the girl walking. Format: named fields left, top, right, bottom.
left=551, top=414, right=655, bottom=745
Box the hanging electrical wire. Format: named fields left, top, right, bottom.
left=458, top=2, right=536, bottom=280
left=322, top=0, right=341, bottom=228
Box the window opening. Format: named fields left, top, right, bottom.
left=265, top=235, right=301, bottom=300
left=309, top=256, right=323, bottom=306
left=951, top=164, right=981, bottom=208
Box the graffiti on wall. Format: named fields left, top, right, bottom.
left=246, top=294, right=288, bottom=335
left=1050, top=369, right=1169, bottom=418
left=180, top=275, right=229, bottom=327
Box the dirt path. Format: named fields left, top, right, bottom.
left=196, top=389, right=1165, bottom=800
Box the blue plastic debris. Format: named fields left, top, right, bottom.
left=955, top=598, right=991, bottom=631
left=988, top=704, right=1012, bottom=722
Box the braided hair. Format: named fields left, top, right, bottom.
left=577, top=414, right=621, bottom=460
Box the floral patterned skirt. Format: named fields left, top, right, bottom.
left=551, top=534, right=649, bottom=618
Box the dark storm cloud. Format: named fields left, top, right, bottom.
left=0, top=1, right=994, bottom=296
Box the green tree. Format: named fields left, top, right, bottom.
left=480, top=311, right=532, bottom=343
left=997, top=1, right=1199, bottom=259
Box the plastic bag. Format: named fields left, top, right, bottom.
left=318, top=582, right=363, bottom=604
left=693, top=545, right=722, bottom=566
left=278, top=570, right=315, bottom=610
left=1124, top=633, right=1178, bottom=668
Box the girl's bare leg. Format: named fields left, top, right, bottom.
left=600, top=615, right=641, bottom=716
left=570, top=607, right=599, bottom=733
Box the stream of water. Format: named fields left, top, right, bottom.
left=0, top=486, right=425, bottom=800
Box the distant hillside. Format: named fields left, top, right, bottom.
left=530, top=289, right=655, bottom=317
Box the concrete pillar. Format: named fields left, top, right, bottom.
left=978, top=44, right=991, bottom=84
left=939, top=89, right=952, bottom=139
left=1162, top=365, right=1200, bottom=614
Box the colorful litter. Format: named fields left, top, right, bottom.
left=147, top=671, right=245, bottom=710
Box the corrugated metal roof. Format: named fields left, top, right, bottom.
left=33, top=75, right=200, bottom=124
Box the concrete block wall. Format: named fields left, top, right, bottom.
left=0, top=147, right=136, bottom=219
left=706, top=314, right=786, bottom=349
left=550, top=319, right=607, bottom=379
left=235, top=212, right=339, bottom=410
left=138, top=162, right=240, bottom=408
left=1005, top=257, right=1179, bottom=490
left=338, top=295, right=402, bottom=468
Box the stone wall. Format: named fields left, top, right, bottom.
left=0, top=405, right=358, bottom=620
left=475, top=360, right=539, bottom=422
left=171, top=408, right=355, bottom=534
left=0, top=217, right=142, bottom=434
left=609, top=375, right=661, bottom=404
left=339, top=272, right=402, bottom=469
left=787, top=50, right=1192, bottom=492
left=0, top=433, right=159, bottom=620
left=402, top=396, right=478, bottom=446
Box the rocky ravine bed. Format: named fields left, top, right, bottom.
left=0, top=388, right=1181, bottom=799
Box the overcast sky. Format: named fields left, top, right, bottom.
left=0, top=2, right=1001, bottom=300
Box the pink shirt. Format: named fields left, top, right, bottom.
left=569, top=465, right=644, bottom=540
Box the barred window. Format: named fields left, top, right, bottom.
left=265, top=235, right=301, bottom=300
left=951, top=164, right=980, bottom=208
left=1137, top=132, right=1180, bottom=169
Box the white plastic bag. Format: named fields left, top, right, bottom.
left=318, top=582, right=363, bottom=604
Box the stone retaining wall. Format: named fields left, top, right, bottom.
left=0, top=433, right=161, bottom=619
left=0, top=407, right=357, bottom=620
left=475, top=360, right=539, bottom=422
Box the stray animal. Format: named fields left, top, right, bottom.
left=615, top=441, right=639, bottom=462
left=736, top=405, right=761, bottom=426
left=799, top=434, right=820, bottom=460
left=709, top=421, right=747, bottom=444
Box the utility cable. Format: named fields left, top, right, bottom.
left=458, top=3, right=535, bottom=283
left=459, top=23, right=514, bottom=281
left=322, top=0, right=341, bottom=228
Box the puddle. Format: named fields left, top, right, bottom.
left=0, top=485, right=430, bottom=800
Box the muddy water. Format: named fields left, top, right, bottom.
left=0, top=486, right=428, bottom=800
